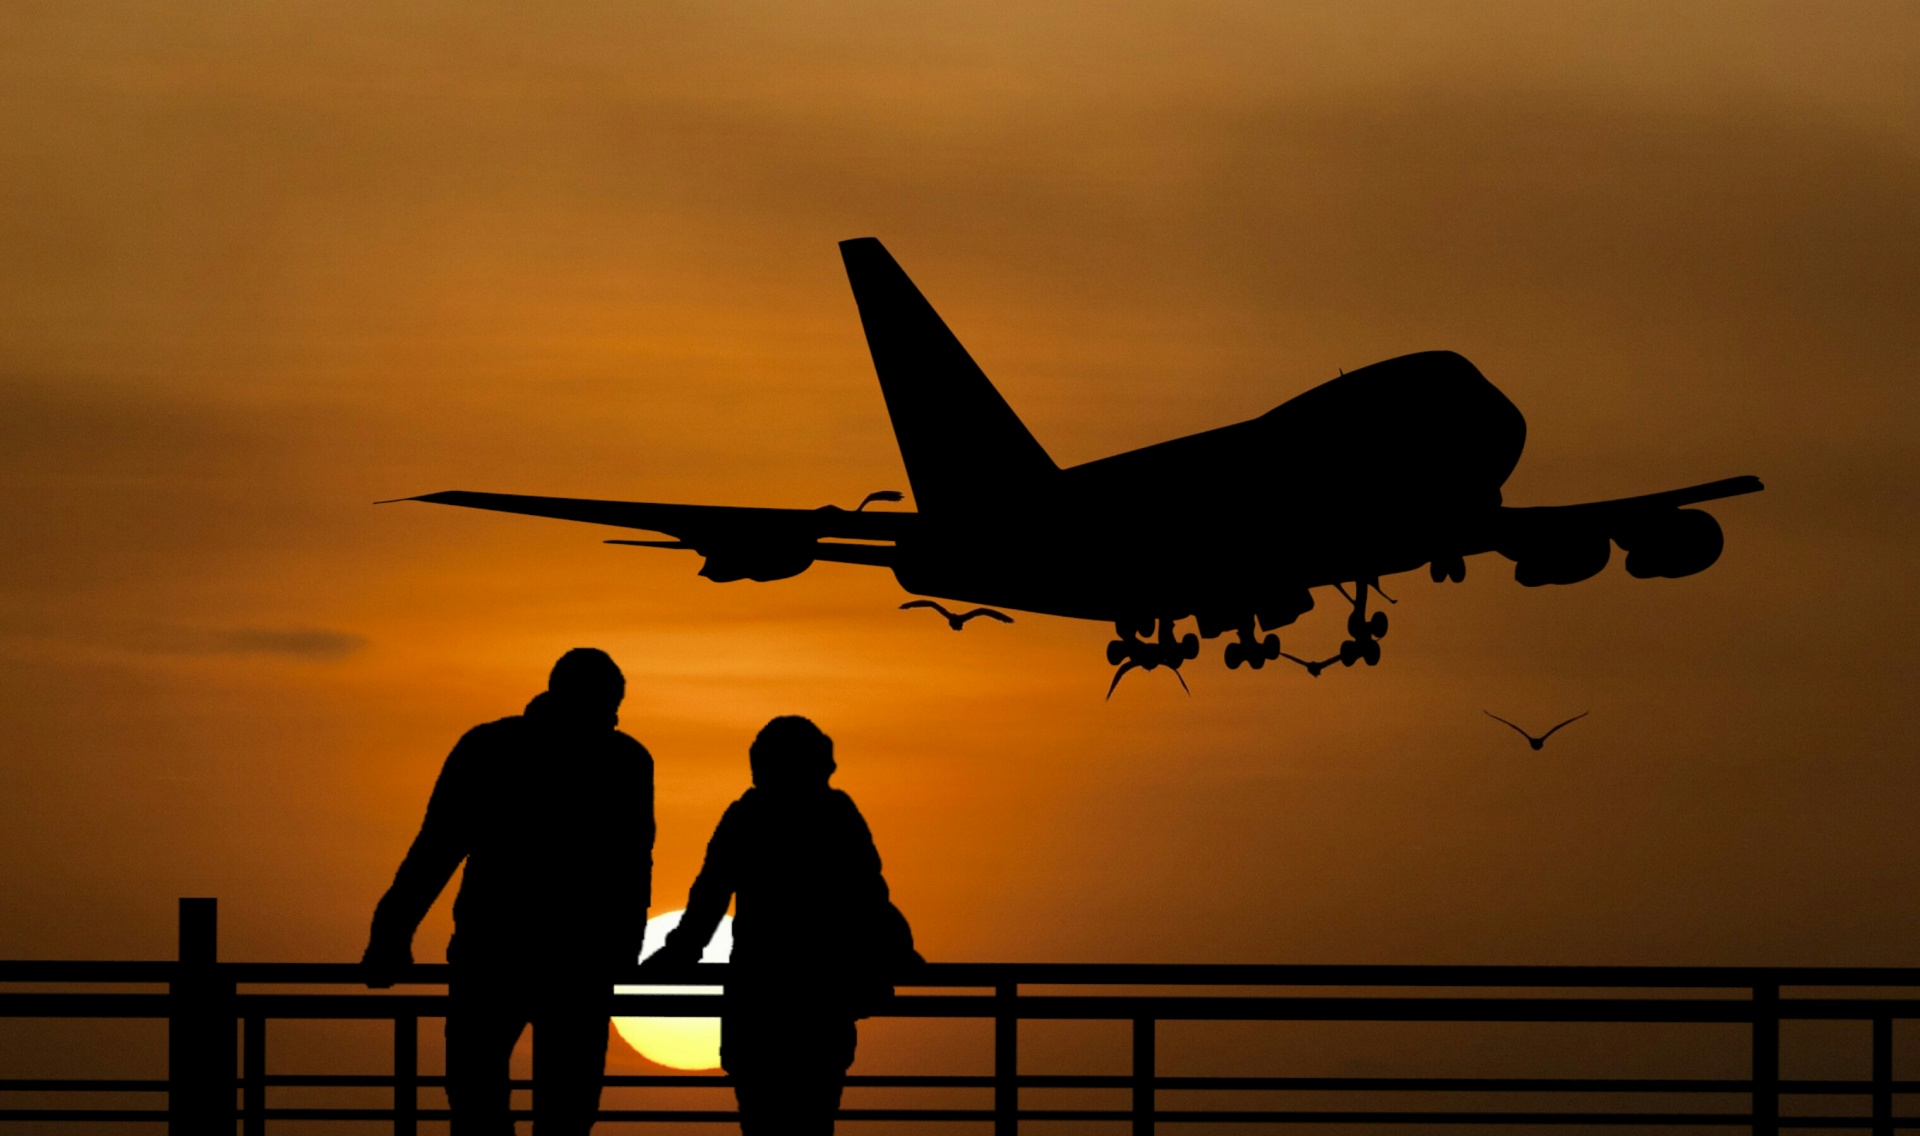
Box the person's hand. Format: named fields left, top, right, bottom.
left=361, top=939, right=413, bottom=990
left=639, top=941, right=701, bottom=975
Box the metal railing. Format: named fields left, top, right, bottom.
left=1, top=898, right=1917, bottom=1132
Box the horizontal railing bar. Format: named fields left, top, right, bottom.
left=7, top=1074, right=1910, bottom=1101
left=14, top=959, right=1920, bottom=989
left=1152, top=1076, right=1920, bottom=1095
left=10, top=1105, right=1915, bottom=1129
left=937, top=963, right=1920, bottom=989
left=900, top=994, right=1920, bottom=1022
left=1138, top=1115, right=1920, bottom=1129
left=0, top=963, right=176, bottom=983
left=0, top=1109, right=170, bottom=1121
left=11, top=989, right=1920, bottom=1026
left=0, top=1073, right=1912, bottom=1101
left=1020, top=1113, right=1919, bottom=1128
left=0, top=1081, right=167, bottom=1093
left=173, top=1072, right=1920, bottom=1095
left=258, top=1073, right=990, bottom=1089
left=0, top=994, right=170, bottom=1018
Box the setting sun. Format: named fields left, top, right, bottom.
left=613, top=909, right=734, bottom=1070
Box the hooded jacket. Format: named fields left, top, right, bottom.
left=368, top=692, right=654, bottom=975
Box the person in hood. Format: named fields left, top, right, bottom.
left=362, top=647, right=654, bottom=1136
left=646, top=716, right=921, bottom=1136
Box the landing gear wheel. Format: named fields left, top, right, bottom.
left=1107, top=640, right=1129, bottom=666
left=1262, top=634, right=1281, bottom=660
left=1368, top=612, right=1388, bottom=639
left=1339, top=640, right=1361, bottom=667
left=1181, top=633, right=1200, bottom=660
left=1248, top=651, right=1266, bottom=670
left=1347, top=611, right=1367, bottom=639
left=1362, top=640, right=1381, bottom=666
left=1224, top=642, right=1244, bottom=669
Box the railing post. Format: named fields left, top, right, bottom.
left=169, top=897, right=235, bottom=1136
left=1873, top=1016, right=1893, bottom=1136
left=242, top=1015, right=265, bottom=1136
left=394, top=1014, right=418, bottom=1136
left=994, top=982, right=1018, bottom=1136
left=1131, top=1017, right=1155, bottom=1136
left=1751, top=984, right=1778, bottom=1136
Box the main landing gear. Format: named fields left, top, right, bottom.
left=1276, top=579, right=1393, bottom=678
left=1106, top=617, right=1198, bottom=698
left=1223, top=625, right=1282, bottom=670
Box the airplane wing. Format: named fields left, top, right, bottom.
left=395, top=490, right=916, bottom=582
left=1491, top=475, right=1763, bottom=586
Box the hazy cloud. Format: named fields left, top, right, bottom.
left=135, top=626, right=370, bottom=661
left=199, top=628, right=368, bottom=660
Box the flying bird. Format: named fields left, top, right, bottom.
left=1485, top=710, right=1589, bottom=751
left=900, top=600, right=1014, bottom=631
left=1106, top=658, right=1191, bottom=700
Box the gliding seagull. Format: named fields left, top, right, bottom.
left=1484, top=710, right=1589, bottom=751
left=900, top=600, right=1015, bottom=631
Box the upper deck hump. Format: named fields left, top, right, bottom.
left=1062, top=351, right=1526, bottom=503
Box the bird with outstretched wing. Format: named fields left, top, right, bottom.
left=1485, top=710, right=1589, bottom=751
left=900, top=599, right=1014, bottom=631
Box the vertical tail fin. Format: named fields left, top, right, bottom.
left=839, top=238, right=1058, bottom=515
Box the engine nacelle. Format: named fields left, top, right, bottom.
left=697, top=543, right=816, bottom=583
left=1502, top=530, right=1611, bottom=587
left=1617, top=509, right=1723, bottom=579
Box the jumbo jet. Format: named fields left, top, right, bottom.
left=393, top=238, right=1763, bottom=689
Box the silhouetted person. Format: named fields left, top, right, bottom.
left=646, top=716, right=920, bottom=1136
left=362, top=648, right=654, bottom=1136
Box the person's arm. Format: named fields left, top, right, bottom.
left=605, top=737, right=658, bottom=972
left=636, top=739, right=657, bottom=916
left=842, top=795, right=890, bottom=906
left=842, top=795, right=925, bottom=970
left=648, top=799, right=744, bottom=968
left=361, top=727, right=486, bottom=986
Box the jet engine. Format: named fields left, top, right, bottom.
left=1615, top=509, right=1723, bottom=579
left=1501, top=530, right=1611, bottom=587
left=696, top=541, right=817, bottom=583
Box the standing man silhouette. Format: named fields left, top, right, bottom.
left=647, top=716, right=920, bottom=1136
left=362, top=648, right=654, bottom=1136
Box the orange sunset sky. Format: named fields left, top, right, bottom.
left=2, top=0, right=1918, bottom=1035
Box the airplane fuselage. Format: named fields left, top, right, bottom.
left=891, top=350, right=1525, bottom=628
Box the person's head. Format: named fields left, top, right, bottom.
left=546, top=647, right=625, bottom=718
left=749, top=716, right=835, bottom=790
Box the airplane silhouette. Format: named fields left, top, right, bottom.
left=389, top=238, right=1763, bottom=687
left=1485, top=710, right=1589, bottom=750
left=900, top=599, right=1014, bottom=630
